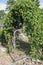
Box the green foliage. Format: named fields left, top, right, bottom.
left=7, top=0, right=15, bottom=10
left=0, top=10, right=5, bottom=43
left=0, top=10, right=5, bottom=22
left=24, top=8, right=43, bottom=59
left=0, top=10, right=5, bottom=18
left=8, top=0, right=43, bottom=59
left=0, top=29, right=2, bottom=41
left=0, top=0, right=43, bottom=59
left=35, top=0, right=40, bottom=6
left=31, top=0, right=40, bottom=7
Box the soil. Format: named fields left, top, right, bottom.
left=0, top=45, right=43, bottom=65
left=0, top=45, right=12, bottom=65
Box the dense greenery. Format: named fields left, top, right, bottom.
left=32, top=0, right=39, bottom=7
left=0, top=10, right=5, bottom=43
left=7, top=0, right=15, bottom=10
left=0, top=10, right=5, bottom=22
left=0, top=0, right=43, bottom=59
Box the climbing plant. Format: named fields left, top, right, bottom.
left=1, top=0, right=43, bottom=59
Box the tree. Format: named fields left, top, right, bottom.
left=7, top=0, right=15, bottom=10
left=3, top=0, right=38, bottom=54
left=0, top=10, right=5, bottom=43
left=35, top=0, right=39, bottom=7
left=2, top=0, right=43, bottom=59
left=32, top=0, right=39, bottom=7
left=0, top=10, right=5, bottom=22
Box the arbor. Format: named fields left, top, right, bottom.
left=2, top=0, right=43, bottom=59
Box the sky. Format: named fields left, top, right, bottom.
left=39, top=0, right=43, bottom=8
left=0, top=0, right=7, bottom=10
left=0, top=0, right=43, bottom=10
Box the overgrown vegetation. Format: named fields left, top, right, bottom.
left=0, top=0, right=43, bottom=60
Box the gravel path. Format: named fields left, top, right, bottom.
left=0, top=45, right=12, bottom=65
left=0, top=45, right=43, bottom=65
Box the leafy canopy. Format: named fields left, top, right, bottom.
left=1, top=0, right=43, bottom=59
